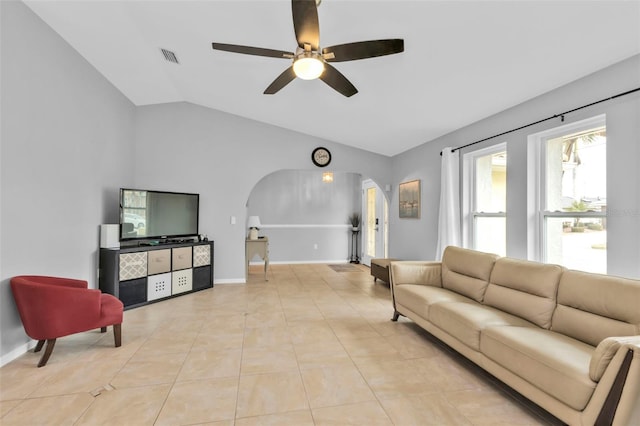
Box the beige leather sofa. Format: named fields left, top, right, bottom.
left=390, top=246, right=640, bottom=426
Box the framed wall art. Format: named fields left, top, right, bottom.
left=399, top=179, right=420, bottom=219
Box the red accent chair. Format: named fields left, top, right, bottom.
left=10, top=275, right=123, bottom=367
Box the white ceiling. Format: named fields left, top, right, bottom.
left=24, top=0, right=640, bottom=156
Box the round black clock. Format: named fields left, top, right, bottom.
left=312, top=147, right=332, bottom=167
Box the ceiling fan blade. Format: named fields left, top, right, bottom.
left=319, top=63, right=358, bottom=97
left=264, top=66, right=297, bottom=95
left=323, top=39, right=404, bottom=62
left=212, top=43, right=293, bottom=59
left=292, top=0, right=320, bottom=51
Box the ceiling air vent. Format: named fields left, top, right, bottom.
left=161, top=48, right=179, bottom=64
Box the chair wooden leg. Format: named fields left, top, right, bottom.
left=113, top=324, right=122, bottom=347
left=34, top=340, right=46, bottom=353
left=100, top=327, right=107, bottom=333
left=37, top=339, right=56, bottom=367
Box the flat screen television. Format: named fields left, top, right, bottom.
left=119, top=188, right=199, bottom=241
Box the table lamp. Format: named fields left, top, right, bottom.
left=247, top=216, right=261, bottom=240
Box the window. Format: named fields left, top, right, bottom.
left=530, top=115, right=606, bottom=273
left=463, top=143, right=507, bottom=256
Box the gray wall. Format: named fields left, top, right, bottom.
left=133, top=102, right=392, bottom=282
left=390, top=55, right=640, bottom=280
left=1, top=2, right=391, bottom=362
left=2, top=0, right=639, bottom=365
left=248, top=170, right=362, bottom=263
left=1, top=1, right=136, bottom=362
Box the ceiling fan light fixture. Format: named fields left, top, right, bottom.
left=293, top=56, right=324, bottom=80
left=211, top=0, right=404, bottom=96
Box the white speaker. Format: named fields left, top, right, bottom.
left=100, top=224, right=120, bottom=248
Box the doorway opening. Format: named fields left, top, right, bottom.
left=361, top=179, right=389, bottom=266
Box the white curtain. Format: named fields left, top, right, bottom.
left=435, top=147, right=461, bottom=260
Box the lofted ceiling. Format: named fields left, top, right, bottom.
left=23, top=0, right=640, bottom=156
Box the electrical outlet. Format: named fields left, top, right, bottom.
left=314, top=244, right=318, bottom=250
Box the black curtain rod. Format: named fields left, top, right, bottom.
left=440, top=86, right=640, bottom=156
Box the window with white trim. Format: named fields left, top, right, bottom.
left=530, top=115, right=606, bottom=273
left=463, top=143, right=507, bottom=256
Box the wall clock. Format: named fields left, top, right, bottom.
left=312, top=147, right=332, bottom=167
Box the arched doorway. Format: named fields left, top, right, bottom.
left=246, top=169, right=389, bottom=266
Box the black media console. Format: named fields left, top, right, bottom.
left=99, top=240, right=214, bottom=309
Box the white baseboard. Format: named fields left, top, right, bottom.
left=266, top=259, right=350, bottom=265
left=0, top=339, right=36, bottom=367
left=214, top=278, right=246, bottom=284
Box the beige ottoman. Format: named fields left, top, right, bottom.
left=370, top=258, right=397, bottom=284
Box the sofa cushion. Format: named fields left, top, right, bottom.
left=441, top=246, right=499, bottom=302
left=552, top=270, right=640, bottom=346
left=394, top=285, right=472, bottom=319
left=481, top=326, right=595, bottom=411
left=484, top=258, right=564, bottom=329
left=429, top=302, right=534, bottom=351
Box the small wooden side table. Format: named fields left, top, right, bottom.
left=246, top=237, right=269, bottom=281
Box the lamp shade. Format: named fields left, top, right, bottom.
left=247, top=216, right=261, bottom=240
left=247, top=216, right=261, bottom=229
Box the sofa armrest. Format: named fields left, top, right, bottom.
left=390, top=261, right=442, bottom=287
left=590, top=337, right=640, bottom=426
left=590, top=336, right=640, bottom=382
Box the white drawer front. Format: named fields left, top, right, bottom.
left=147, top=273, right=172, bottom=301
left=172, top=269, right=193, bottom=295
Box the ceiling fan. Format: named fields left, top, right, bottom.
left=211, top=0, right=404, bottom=97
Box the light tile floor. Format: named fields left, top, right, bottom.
left=0, top=264, right=563, bottom=425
